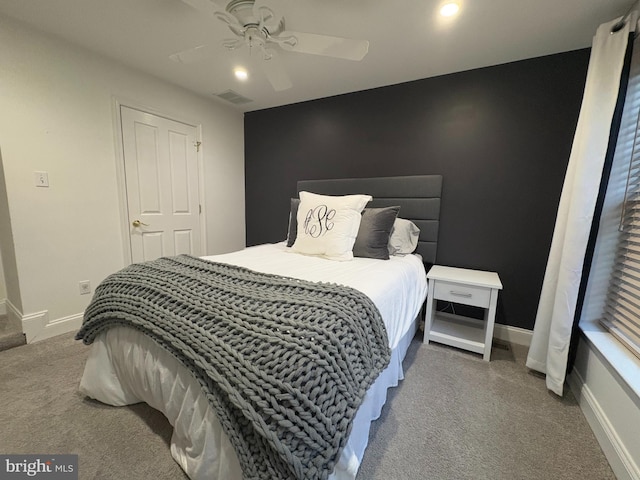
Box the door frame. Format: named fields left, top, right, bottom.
left=112, top=97, right=207, bottom=266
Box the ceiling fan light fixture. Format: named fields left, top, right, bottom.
left=234, top=67, right=249, bottom=81
left=440, top=2, right=460, bottom=17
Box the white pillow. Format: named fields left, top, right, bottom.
left=388, top=218, right=420, bottom=255
left=291, top=191, right=372, bottom=261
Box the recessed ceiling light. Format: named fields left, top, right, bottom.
left=440, top=2, right=460, bottom=17
left=234, top=67, right=248, bottom=81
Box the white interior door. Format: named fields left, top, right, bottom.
left=121, top=106, right=201, bottom=263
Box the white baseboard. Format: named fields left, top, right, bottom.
left=494, top=323, right=533, bottom=347
left=0, top=298, right=6, bottom=316
left=21, top=310, right=83, bottom=343
left=569, top=366, right=640, bottom=480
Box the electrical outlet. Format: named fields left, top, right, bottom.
left=79, top=280, right=91, bottom=295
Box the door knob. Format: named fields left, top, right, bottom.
left=132, top=220, right=149, bottom=227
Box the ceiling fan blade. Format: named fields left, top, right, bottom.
left=260, top=49, right=292, bottom=91
left=215, top=11, right=245, bottom=36
left=222, top=38, right=245, bottom=50
left=279, top=31, right=369, bottom=61
left=169, top=44, right=215, bottom=64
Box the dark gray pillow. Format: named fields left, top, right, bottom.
left=353, top=206, right=400, bottom=260
left=286, top=198, right=300, bottom=247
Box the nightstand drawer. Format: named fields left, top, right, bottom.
left=433, top=280, right=491, bottom=308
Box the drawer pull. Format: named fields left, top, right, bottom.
left=450, top=291, right=472, bottom=298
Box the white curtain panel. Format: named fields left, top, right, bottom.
left=526, top=17, right=632, bottom=396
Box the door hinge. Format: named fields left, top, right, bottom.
left=194, top=141, right=201, bottom=152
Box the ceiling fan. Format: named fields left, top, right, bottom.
left=171, top=0, right=370, bottom=91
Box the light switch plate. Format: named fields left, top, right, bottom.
left=34, top=171, right=49, bottom=187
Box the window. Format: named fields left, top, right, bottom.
left=593, top=33, right=640, bottom=359
left=601, top=130, right=640, bottom=359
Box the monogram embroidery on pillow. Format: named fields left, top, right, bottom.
left=303, top=205, right=336, bottom=238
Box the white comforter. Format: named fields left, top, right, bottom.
left=79, top=243, right=427, bottom=479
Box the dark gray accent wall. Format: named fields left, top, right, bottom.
left=244, top=48, right=590, bottom=330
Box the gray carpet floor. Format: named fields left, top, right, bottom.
left=0, top=331, right=616, bottom=480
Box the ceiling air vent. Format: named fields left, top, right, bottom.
left=215, top=90, right=253, bottom=105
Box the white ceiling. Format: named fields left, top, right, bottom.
left=0, top=0, right=633, bottom=112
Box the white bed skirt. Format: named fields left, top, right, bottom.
left=79, top=318, right=419, bottom=480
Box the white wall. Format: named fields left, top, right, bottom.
left=0, top=228, right=6, bottom=316
left=0, top=15, right=246, bottom=342
left=569, top=332, right=640, bottom=480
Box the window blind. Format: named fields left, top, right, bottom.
left=601, top=35, right=640, bottom=359
left=602, top=197, right=640, bottom=358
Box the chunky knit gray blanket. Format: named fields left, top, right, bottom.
left=76, top=254, right=390, bottom=480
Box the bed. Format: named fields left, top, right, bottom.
left=77, top=174, right=442, bottom=480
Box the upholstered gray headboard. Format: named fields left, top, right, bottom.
left=297, top=175, right=443, bottom=265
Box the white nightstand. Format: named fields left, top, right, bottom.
left=424, top=265, right=503, bottom=361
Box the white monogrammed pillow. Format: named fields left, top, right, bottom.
left=291, top=191, right=372, bottom=261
